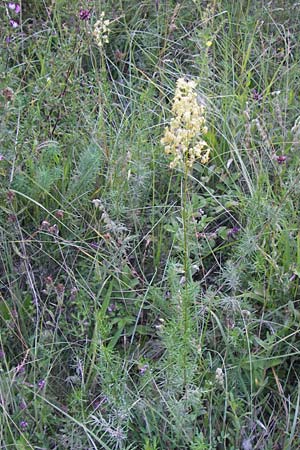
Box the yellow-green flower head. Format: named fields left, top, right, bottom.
left=161, top=77, right=210, bottom=169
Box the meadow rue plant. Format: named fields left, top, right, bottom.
left=161, top=77, right=211, bottom=169
left=93, top=12, right=111, bottom=48
left=160, top=78, right=211, bottom=393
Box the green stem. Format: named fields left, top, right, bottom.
left=182, top=161, right=191, bottom=392
left=97, top=47, right=109, bottom=160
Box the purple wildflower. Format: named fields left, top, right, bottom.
left=19, top=399, right=27, bottom=410
left=0, top=349, right=4, bottom=359
left=8, top=2, right=20, bottom=12
left=276, top=155, right=287, bottom=164
left=20, top=420, right=28, bottom=429
left=227, top=226, right=240, bottom=238
left=252, top=89, right=262, bottom=101
left=289, top=273, right=297, bottom=282
left=37, top=379, right=46, bottom=389
left=9, top=19, right=19, bottom=28
left=90, top=241, right=100, bottom=249
left=108, top=303, right=116, bottom=313
left=79, top=9, right=91, bottom=20
left=139, top=364, right=149, bottom=375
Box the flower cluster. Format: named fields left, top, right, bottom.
left=7, top=2, right=21, bottom=28
left=79, top=9, right=91, bottom=21
left=161, top=78, right=210, bottom=169
left=8, top=2, right=20, bottom=13
left=20, top=420, right=28, bottom=430
left=93, top=12, right=111, bottom=48
left=37, top=379, right=46, bottom=390
left=275, top=155, right=287, bottom=164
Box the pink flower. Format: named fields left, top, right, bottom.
left=252, top=89, right=263, bottom=101
left=9, top=19, right=19, bottom=28
left=79, top=9, right=91, bottom=20
left=276, top=155, right=287, bottom=164
left=139, top=363, right=149, bottom=375
left=8, top=3, right=21, bottom=13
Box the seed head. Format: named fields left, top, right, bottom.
left=215, top=367, right=224, bottom=387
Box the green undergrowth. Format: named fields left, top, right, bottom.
left=0, top=0, right=300, bottom=449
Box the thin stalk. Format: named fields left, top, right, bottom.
left=182, top=160, right=191, bottom=392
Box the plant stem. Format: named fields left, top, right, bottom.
left=182, top=161, right=191, bottom=393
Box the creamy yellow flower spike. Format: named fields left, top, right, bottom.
left=93, top=12, right=111, bottom=48
left=161, top=78, right=210, bottom=169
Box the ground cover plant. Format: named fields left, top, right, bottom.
left=0, top=0, right=300, bottom=448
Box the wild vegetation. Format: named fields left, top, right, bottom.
left=1, top=1, right=300, bottom=448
